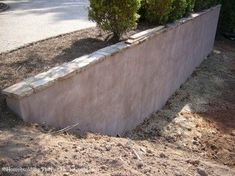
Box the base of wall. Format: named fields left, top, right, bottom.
left=3, top=6, right=221, bottom=135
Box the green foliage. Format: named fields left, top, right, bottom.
left=219, top=0, right=235, bottom=33
left=185, top=0, right=195, bottom=14
left=89, top=0, right=234, bottom=37
left=194, top=0, right=235, bottom=33
left=194, top=0, right=218, bottom=11
left=88, top=0, right=141, bottom=40
left=140, top=0, right=195, bottom=24
left=140, top=0, right=173, bottom=25
left=169, top=0, right=188, bottom=22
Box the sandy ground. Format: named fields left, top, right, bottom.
left=0, top=0, right=95, bottom=53
left=0, top=38, right=234, bottom=175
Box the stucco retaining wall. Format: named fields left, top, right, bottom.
left=3, top=6, right=221, bottom=135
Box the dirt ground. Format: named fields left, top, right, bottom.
left=0, top=29, right=235, bottom=176
left=0, top=25, right=152, bottom=89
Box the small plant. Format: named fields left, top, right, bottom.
left=140, top=0, right=173, bottom=25
left=169, top=0, right=188, bottom=22
left=89, top=0, right=141, bottom=41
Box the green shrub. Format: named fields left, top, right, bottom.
left=140, top=0, right=173, bottom=25
left=88, top=0, right=141, bottom=40
left=194, top=0, right=218, bottom=11
left=185, top=0, right=195, bottom=14
left=193, top=0, right=235, bottom=34
left=219, top=0, right=235, bottom=33
left=138, top=1, right=147, bottom=22
left=169, top=0, right=187, bottom=22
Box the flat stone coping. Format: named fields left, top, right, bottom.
left=2, top=5, right=221, bottom=99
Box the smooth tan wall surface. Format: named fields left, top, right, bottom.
left=6, top=6, right=220, bottom=135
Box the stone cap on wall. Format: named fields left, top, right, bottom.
left=2, top=5, right=221, bottom=99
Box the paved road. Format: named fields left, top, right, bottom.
left=0, top=0, right=95, bottom=53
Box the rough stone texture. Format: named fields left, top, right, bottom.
left=3, top=6, right=221, bottom=135
left=127, top=26, right=165, bottom=44
left=2, top=82, right=34, bottom=98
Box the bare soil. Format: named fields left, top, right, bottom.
left=0, top=28, right=235, bottom=176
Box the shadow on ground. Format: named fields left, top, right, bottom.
left=127, top=39, right=235, bottom=166
left=0, top=38, right=235, bottom=175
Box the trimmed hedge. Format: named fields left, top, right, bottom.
left=169, top=0, right=188, bottom=22
left=194, top=0, right=235, bottom=34
left=89, top=0, right=234, bottom=38
left=140, top=0, right=195, bottom=24
left=194, top=0, right=218, bottom=11
left=185, top=0, right=195, bottom=14
left=88, top=0, right=141, bottom=40
left=140, top=0, right=234, bottom=34
left=140, top=0, right=173, bottom=25
left=219, top=0, right=235, bottom=33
